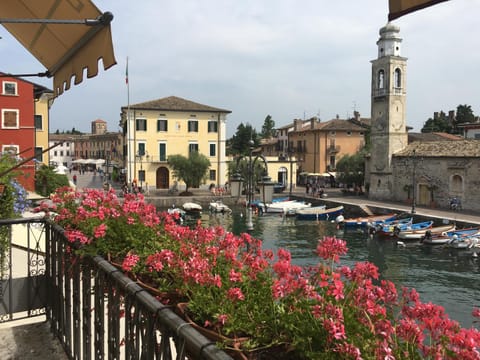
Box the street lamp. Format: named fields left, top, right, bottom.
left=288, top=147, right=295, bottom=196
left=230, top=140, right=274, bottom=232
left=136, top=151, right=149, bottom=191
left=411, top=149, right=416, bottom=214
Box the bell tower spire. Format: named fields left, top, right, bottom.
left=368, top=23, right=408, bottom=200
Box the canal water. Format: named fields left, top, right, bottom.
left=178, top=207, right=480, bottom=329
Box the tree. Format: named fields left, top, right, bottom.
left=228, top=123, right=260, bottom=156
left=455, top=104, right=475, bottom=125
left=168, top=152, right=211, bottom=195
left=35, top=165, right=70, bottom=197
left=260, top=115, right=276, bottom=139
left=421, top=111, right=452, bottom=133
left=336, top=151, right=366, bottom=188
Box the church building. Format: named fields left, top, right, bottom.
left=366, top=24, right=480, bottom=212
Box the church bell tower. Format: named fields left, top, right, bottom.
left=368, top=23, right=408, bottom=200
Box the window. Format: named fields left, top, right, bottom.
left=346, top=131, right=352, bottom=136
left=3, top=81, right=17, bottom=95
left=378, top=70, right=385, bottom=89
left=394, top=68, right=402, bottom=88
left=188, top=120, right=198, bottom=132
left=138, top=143, right=146, bottom=156
left=159, top=142, right=167, bottom=161
left=329, top=155, right=336, bottom=170
left=209, top=143, right=216, bottom=157
left=2, top=145, right=18, bottom=155
left=209, top=169, right=216, bottom=181
left=136, top=118, right=147, bottom=131
left=54, top=150, right=58, bottom=156
left=2, top=109, right=19, bottom=128
left=34, top=115, right=43, bottom=130
left=138, top=170, right=145, bottom=182
left=189, top=143, right=199, bottom=154
left=34, top=147, right=43, bottom=162
left=60, top=151, right=64, bottom=156
left=157, top=119, right=168, bottom=132
left=66, top=150, right=70, bottom=156
left=208, top=120, right=218, bottom=133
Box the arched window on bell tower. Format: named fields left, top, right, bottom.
left=378, top=69, right=385, bottom=89
left=394, top=68, right=402, bottom=88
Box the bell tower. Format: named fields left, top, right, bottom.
left=368, top=23, right=408, bottom=200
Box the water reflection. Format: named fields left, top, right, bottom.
left=174, top=206, right=480, bottom=329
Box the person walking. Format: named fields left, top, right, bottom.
left=72, top=174, right=77, bottom=185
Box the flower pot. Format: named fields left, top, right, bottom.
left=175, top=303, right=293, bottom=360
left=136, top=277, right=187, bottom=305
left=175, top=302, right=250, bottom=359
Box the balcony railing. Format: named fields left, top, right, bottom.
left=0, top=217, right=231, bottom=359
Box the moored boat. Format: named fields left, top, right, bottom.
left=446, top=235, right=480, bottom=249
left=393, top=221, right=433, bottom=237
left=260, top=200, right=312, bottom=215
left=209, top=200, right=232, bottom=213
left=341, top=213, right=397, bottom=228
left=183, top=202, right=202, bottom=213
left=375, top=217, right=413, bottom=236
left=422, top=227, right=480, bottom=245
left=397, top=223, right=455, bottom=241
left=296, top=205, right=344, bottom=221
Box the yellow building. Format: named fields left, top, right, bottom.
left=34, top=91, right=53, bottom=166
left=288, top=116, right=368, bottom=175
left=120, top=96, right=231, bottom=191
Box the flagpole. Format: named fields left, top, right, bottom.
left=126, top=56, right=133, bottom=185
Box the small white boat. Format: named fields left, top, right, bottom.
left=447, top=235, right=480, bottom=249
left=296, top=205, right=343, bottom=221
left=209, top=200, right=232, bottom=213
left=260, top=200, right=312, bottom=215
left=182, top=202, right=202, bottom=212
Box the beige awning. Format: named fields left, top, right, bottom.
left=389, top=0, right=449, bottom=20
left=0, top=0, right=117, bottom=97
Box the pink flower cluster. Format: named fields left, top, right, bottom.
left=50, top=187, right=480, bottom=359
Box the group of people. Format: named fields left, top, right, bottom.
left=122, top=180, right=146, bottom=195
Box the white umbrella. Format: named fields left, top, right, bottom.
left=94, top=159, right=106, bottom=165
left=54, top=164, right=69, bottom=174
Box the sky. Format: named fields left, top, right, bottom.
left=1, top=0, right=479, bottom=137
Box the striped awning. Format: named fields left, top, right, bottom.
left=389, top=0, right=450, bottom=20
left=0, top=0, right=117, bottom=97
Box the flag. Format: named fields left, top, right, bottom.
left=125, top=57, right=129, bottom=85
left=389, top=0, right=449, bottom=21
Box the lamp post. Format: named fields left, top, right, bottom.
left=230, top=140, right=274, bottom=232
left=136, top=151, right=148, bottom=191
left=288, top=147, right=294, bottom=197
left=411, top=149, right=416, bottom=214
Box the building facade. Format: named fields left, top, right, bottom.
left=120, top=96, right=230, bottom=190
left=288, top=116, right=367, bottom=176
left=367, top=23, right=408, bottom=200
left=0, top=74, right=53, bottom=191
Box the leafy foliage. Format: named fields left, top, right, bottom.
left=168, top=151, right=210, bottom=194
left=260, top=115, right=276, bottom=139
left=335, top=151, right=366, bottom=187
left=0, top=154, right=31, bottom=274
left=421, top=104, right=477, bottom=134
left=228, top=123, right=259, bottom=156
left=35, top=164, right=70, bottom=197
left=421, top=111, right=452, bottom=133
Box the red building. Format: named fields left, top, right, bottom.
left=0, top=74, right=52, bottom=191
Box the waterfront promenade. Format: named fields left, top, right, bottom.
left=1, top=172, right=479, bottom=359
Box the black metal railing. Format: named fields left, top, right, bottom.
left=0, top=217, right=231, bottom=359
left=0, top=217, right=47, bottom=322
